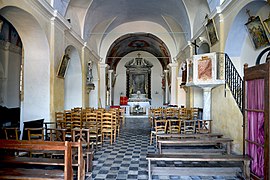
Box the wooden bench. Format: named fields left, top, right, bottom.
left=0, top=139, right=85, bottom=180
left=158, top=137, right=233, bottom=154
left=146, top=153, right=251, bottom=180
left=156, top=132, right=223, bottom=139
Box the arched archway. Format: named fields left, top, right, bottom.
left=64, top=45, right=82, bottom=109
left=198, top=42, right=210, bottom=54
left=0, top=6, right=50, bottom=129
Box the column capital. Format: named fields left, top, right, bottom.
left=202, top=87, right=213, bottom=92
left=164, top=69, right=169, bottom=73
left=108, top=69, right=114, bottom=73
left=168, top=62, right=178, bottom=68
left=99, top=63, right=109, bottom=69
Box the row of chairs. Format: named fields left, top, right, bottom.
left=53, top=107, right=124, bottom=146
left=149, top=107, right=202, bottom=146
left=149, top=107, right=200, bottom=121
left=2, top=107, right=125, bottom=147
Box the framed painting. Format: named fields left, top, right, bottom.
left=205, top=18, right=219, bottom=46
left=57, top=54, right=70, bottom=78
left=263, top=17, right=270, bottom=34
left=245, top=16, right=270, bottom=49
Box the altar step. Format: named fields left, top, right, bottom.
left=126, top=114, right=148, bottom=118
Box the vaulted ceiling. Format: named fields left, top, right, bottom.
left=54, top=0, right=212, bottom=68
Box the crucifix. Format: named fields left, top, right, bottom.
left=191, top=40, right=199, bottom=55
left=246, top=9, right=254, bottom=22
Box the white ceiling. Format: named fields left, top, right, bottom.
left=53, top=0, right=214, bottom=59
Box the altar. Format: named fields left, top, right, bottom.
left=128, top=92, right=150, bottom=115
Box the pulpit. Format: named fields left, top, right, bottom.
left=185, top=52, right=225, bottom=120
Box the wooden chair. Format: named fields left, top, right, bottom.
left=26, top=127, right=44, bottom=141
left=150, top=119, right=167, bottom=146
left=101, top=112, right=115, bottom=145
left=152, top=108, right=163, bottom=120
left=55, top=112, right=65, bottom=129
left=3, top=127, right=20, bottom=140
left=190, top=108, right=199, bottom=120
left=165, top=108, right=175, bottom=120
left=179, top=107, right=189, bottom=120
left=168, top=119, right=182, bottom=134
left=84, top=112, right=102, bottom=148
left=25, top=127, right=45, bottom=157
left=182, top=120, right=196, bottom=134
left=64, top=110, right=72, bottom=140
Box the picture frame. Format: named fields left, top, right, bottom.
left=57, top=54, right=70, bottom=78
left=263, top=17, right=270, bottom=34
left=245, top=16, right=270, bottom=49
left=205, top=18, right=219, bottom=46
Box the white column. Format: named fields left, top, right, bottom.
left=108, top=69, right=113, bottom=106
left=164, top=70, right=169, bottom=105
left=99, top=63, right=108, bottom=108
left=203, top=87, right=212, bottom=120
left=169, top=63, right=178, bottom=105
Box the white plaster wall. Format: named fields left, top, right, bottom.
left=64, top=48, right=82, bottom=109
left=7, top=50, right=21, bottom=107
left=177, top=77, right=186, bottom=107
left=193, top=87, right=203, bottom=108
left=113, top=51, right=163, bottom=107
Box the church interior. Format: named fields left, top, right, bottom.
left=0, top=0, right=270, bottom=179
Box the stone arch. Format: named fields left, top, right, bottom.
left=64, top=45, right=82, bottom=109
left=0, top=6, right=50, bottom=127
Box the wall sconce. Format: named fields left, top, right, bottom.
left=155, top=91, right=159, bottom=94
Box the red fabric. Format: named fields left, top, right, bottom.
left=120, top=96, right=128, bottom=105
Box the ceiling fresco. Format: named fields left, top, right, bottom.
left=106, top=33, right=171, bottom=71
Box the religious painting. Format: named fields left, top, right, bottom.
left=245, top=16, right=270, bottom=49
left=57, top=54, right=70, bottom=78
left=205, top=19, right=219, bottom=46
left=198, top=56, right=212, bottom=81
left=131, top=74, right=146, bottom=94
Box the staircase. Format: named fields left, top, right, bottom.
left=224, top=53, right=243, bottom=114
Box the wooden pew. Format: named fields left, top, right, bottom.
left=158, top=137, right=233, bottom=154
left=0, top=139, right=85, bottom=180
left=156, top=132, right=223, bottom=139
left=146, top=153, right=251, bottom=180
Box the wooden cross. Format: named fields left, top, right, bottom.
left=191, top=40, right=199, bottom=55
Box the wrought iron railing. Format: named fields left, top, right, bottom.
left=224, top=53, right=243, bottom=113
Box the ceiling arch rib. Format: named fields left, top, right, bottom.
left=98, top=21, right=178, bottom=60
left=106, top=33, right=171, bottom=71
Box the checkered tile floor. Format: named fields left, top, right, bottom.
left=92, top=117, right=241, bottom=180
